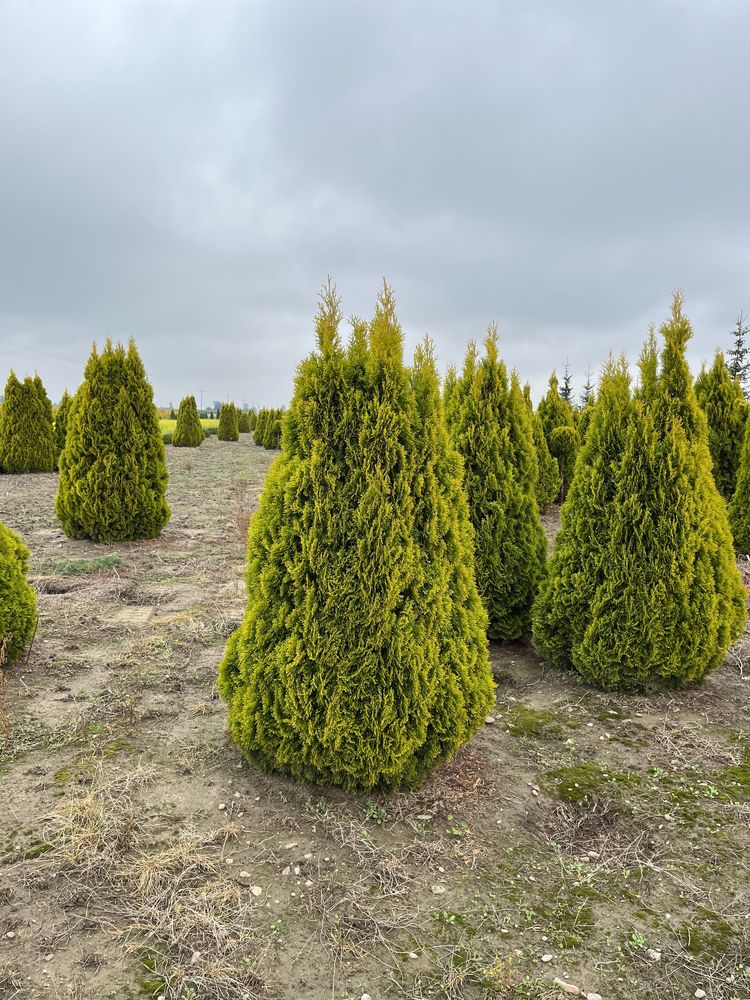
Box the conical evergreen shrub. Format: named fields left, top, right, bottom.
left=56, top=339, right=170, bottom=542
left=218, top=402, right=239, bottom=441
left=0, top=520, right=37, bottom=666
left=537, top=373, right=580, bottom=499
left=173, top=395, right=204, bottom=447
left=695, top=351, right=747, bottom=500
left=253, top=409, right=268, bottom=446
left=261, top=408, right=282, bottom=449
left=218, top=282, right=494, bottom=790
left=730, top=419, right=750, bottom=553
left=248, top=408, right=258, bottom=431
left=238, top=410, right=251, bottom=434
left=54, top=390, right=72, bottom=470
left=532, top=357, right=632, bottom=671
left=0, top=372, right=55, bottom=473
left=523, top=383, right=560, bottom=511
left=533, top=295, right=746, bottom=689
left=450, top=328, right=546, bottom=639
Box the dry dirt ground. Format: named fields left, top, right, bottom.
left=1, top=435, right=749, bottom=1000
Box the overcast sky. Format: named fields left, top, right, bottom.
left=1, top=0, right=748, bottom=408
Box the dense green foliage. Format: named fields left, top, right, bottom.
left=173, top=395, right=204, bottom=447
left=450, top=329, right=546, bottom=639
left=218, top=402, right=240, bottom=441
left=729, top=417, right=750, bottom=553
left=252, top=407, right=283, bottom=448
left=0, top=520, right=37, bottom=666
left=253, top=408, right=268, bottom=446
left=533, top=296, right=746, bottom=690
left=262, top=408, right=283, bottom=448
left=54, top=390, right=72, bottom=469
left=218, top=282, right=494, bottom=790
left=695, top=352, right=747, bottom=499
left=523, top=383, right=560, bottom=511
left=0, top=372, right=55, bottom=473
left=56, top=339, right=170, bottom=542
left=238, top=410, right=251, bottom=433
left=537, top=374, right=580, bottom=499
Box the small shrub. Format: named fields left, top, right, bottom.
left=218, top=402, right=239, bottom=442
left=0, top=520, right=37, bottom=666
left=173, top=395, right=203, bottom=448
left=56, top=339, right=170, bottom=542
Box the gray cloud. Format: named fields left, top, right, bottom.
left=1, top=0, right=748, bottom=408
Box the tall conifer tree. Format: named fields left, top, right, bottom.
left=537, top=373, right=580, bottom=499
left=218, top=282, right=493, bottom=790
left=450, top=328, right=546, bottom=639
left=523, top=383, right=560, bottom=511
left=253, top=409, right=268, bottom=446
left=0, top=372, right=55, bottom=473
left=695, top=351, right=747, bottom=500
left=727, top=311, right=750, bottom=397
left=533, top=295, right=745, bottom=689
left=54, top=390, right=72, bottom=470
left=56, top=340, right=170, bottom=542
left=730, top=419, right=750, bottom=553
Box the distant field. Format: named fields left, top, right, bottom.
left=159, top=418, right=219, bottom=435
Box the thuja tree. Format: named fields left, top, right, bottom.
left=537, top=373, right=579, bottom=499
left=262, top=409, right=283, bottom=449
left=534, top=295, right=746, bottom=689
left=253, top=409, right=268, bottom=446
left=532, top=356, right=632, bottom=672
left=218, top=402, right=239, bottom=441
left=695, top=351, right=747, bottom=500
left=248, top=408, right=258, bottom=431
left=56, top=339, right=170, bottom=542
left=218, top=282, right=493, bottom=791
left=0, top=520, right=37, bottom=666
left=238, top=410, right=251, bottom=434
left=173, top=395, right=204, bottom=447
left=730, top=419, right=750, bottom=552
left=0, top=372, right=55, bottom=473
left=54, top=390, right=72, bottom=470
left=450, top=328, right=546, bottom=639
left=523, top=383, right=560, bottom=511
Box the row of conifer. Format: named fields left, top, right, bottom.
left=2, top=284, right=749, bottom=794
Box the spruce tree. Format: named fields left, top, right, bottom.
left=56, top=339, right=170, bottom=542
left=537, top=373, right=579, bottom=499
left=560, top=359, right=573, bottom=403
left=533, top=295, right=746, bottom=689
left=727, top=311, right=750, bottom=398
left=523, top=383, right=560, bottom=511
left=450, top=327, right=546, bottom=639
left=218, top=282, right=493, bottom=790
left=695, top=351, right=747, bottom=500
left=253, top=409, right=268, bottom=446
left=0, top=520, right=37, bottom=666
left=54, top=390, right=72, bottom=470
left=580, top=365, right=595, bottom=406
left=0, top=372, right=55, bottom=473
left=173, top=395, right=204, bottom=447
left=218, top=402, right=239, bottom=441
left=730, top=419, right=750, bottom=553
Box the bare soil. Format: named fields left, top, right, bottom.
left=1, top=435, right=748, bottom=1000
